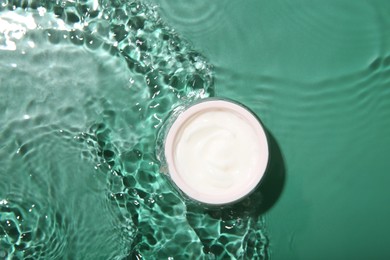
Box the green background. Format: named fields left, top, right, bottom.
left=1, top=0, right=390, bottom=258
left=154, top=0, right=390, bottom=259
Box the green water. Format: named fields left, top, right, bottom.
left=0, top=1, right=268, bottom=259
left=155, top=0, right=390, bottom=259
left=2, top=0, right=390, bottom=259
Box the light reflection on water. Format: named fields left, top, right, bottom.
left=0, top=1, right=270, bottom=259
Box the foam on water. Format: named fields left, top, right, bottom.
left=0, top=1, right=268, bottom=259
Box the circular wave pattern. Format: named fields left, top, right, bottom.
left=1, top=0, right=268, bottom=259
left=210, top=0, right=390, bottom=143
left=157, top=0, right=227, bottom=37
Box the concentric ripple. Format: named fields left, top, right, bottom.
left=1, top=0, right=269, bottom=259
left=157, top=0, right=228, bottom=37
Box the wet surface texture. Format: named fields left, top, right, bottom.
left=0, top=1, right=269, bottom=259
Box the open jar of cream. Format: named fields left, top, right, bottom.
left=160, top=99, right=269, bottom=205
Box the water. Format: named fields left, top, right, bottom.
left=0, top=1, right=268, bottom=259
left=155, top=0, right=390, bottom=259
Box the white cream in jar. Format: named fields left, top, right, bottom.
left=164, top=100, right=268, bottom=205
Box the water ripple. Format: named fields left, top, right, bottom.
left=157, top=0, right=228, bottom=38
left=0, top=1, right=269, bottom=259
left=217, top=54, right=390, bottom=140
left=0, top=193, right=68, bottom=259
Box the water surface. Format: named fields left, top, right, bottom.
left=0, top=0, right=268, bottom=259
left=155, top=0, right=390, bottom=259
